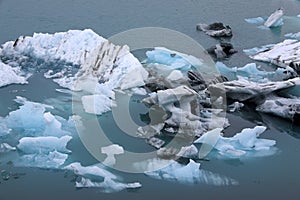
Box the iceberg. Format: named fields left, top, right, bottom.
left=257, top=96, right=300, bottom=121
left=245, top=8, right=284, bottom=28
left=16, top=150, right=68, bottom=169
left=216, top=62, right=296, bottom=82
left=0, top=61, right=28, bottom=87
left=196, top=22, right=233, bottom=37
left=228, top=102, right=244, bottom=113
left=1, top=29, right=105, bottom=65
left=264, top=8, right=284, bottom=28
left=101, top=144, right=124, bottom=166
left=244, top=39, right=300, bottom=72
left=210, top=77, right=300, bottom=101
left=17, top=135, right=72, bottom=154
left=76, top=177, right=141, bottom=193
left=146, top=159, right=238, bottom=186
left=207, top=42, right=237, bottom=59
left=194, top=126, right=276, bottom=158
left=81, top=94, right=116, bottom=115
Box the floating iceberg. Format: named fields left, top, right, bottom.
left=0, top=143, right=16, bottom=153
left=216, top=62, right=296, bottom=82
left=194, top=126, right=276, bottom=158
left=1, top=29, right=104, bottom=65
left=146, top=159, right=238, bottom=186
left=101, top=144, right=124, bottom=166
left=257, top=96, right=300, bottom=121
left=17, top=135, right=72, bottom=154
left=264, top=8, right=284, bottom=28
left=207, top=43, right=237, bottom=59
left=245, top=8, right=284, bottom=28
left=76, top=177, right=141, bottom=193
left=0, top=61, right=28, bottom=87
left=244, top=39, right=300, bottom=72
left=210, top=77, right=300, bottom=101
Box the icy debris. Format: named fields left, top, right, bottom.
left=146, top=137, right=165, bottom=149
left=64, top=162, right=117, bottom=180
left=76, top=177, right=141, bottom=193
left=194, top=126, right=276, bottom=158
left=210, top=77, right=300, bottom=101
left=16, top=150, right=68, bottom=169
left=146, top=159, right=238, bottom=186
left=17, top=135, right=72, bottom=154
left=0, top=119, right=11, bottom=136
left=196, top=22, right=233, bottom=37
left=244, top=39, right=300, bottom=71
left=0, top=61, right=28, bottom=87
left=245, top=17, right=265, bottom=24
left=257, top=96, right=300, bottom=121
left=264, top=8, right=284, bottom=28
left=101, top=144, right=124, bottom=166
left=81, top=94, right=116, bottom=115
left=216, top=62, right=296, bottom=82
left=1, top=29, right=105, bottom=65
left=0, top=143, right=16, bottom=153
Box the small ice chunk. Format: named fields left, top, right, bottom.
left=43, top=112, right=70, bottom=136
left=0, top=61, right=28, bottom=87
left=228, top=102, right=244, bottom=112
left=176, top=145, right=198, bottom=158
left=285, top=32, right=300, bottom=40
left=64, top=162, right=117, bottom=180
left=101, top=144, right=124, bottom=166
left=17, top=135, right=72, bottom=154
left=146, top=159, right=238, bottom=186
left=76, top=177, right=141, bottom=193
left=245, top=17, right=265, bottom=24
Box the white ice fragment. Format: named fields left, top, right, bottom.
left=76, top=177, right=141, bottom=193
left=64, top=162, right=117, bottom=180
left=146, top=159, right=238, bottom=186
left=17, top=135, right=72, bottom=154
left=43, top=112, right=70, bottom=136
left=101, top=144, right=124, bottom=166
left=264, top=8, right=284, bottom=28
left=176, top=145, right=198, bottom=158
left=228, top=102, right=244, bottom=113
left=0, top=61, right=28, bottom=87
left=285, top=32, right=300, bottom=40
left=245, top=17, right=265, bottom=24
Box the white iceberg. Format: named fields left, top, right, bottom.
left=0, top=61, right=28, bottom=87
left=146, top=159, right=238, bottom=186
left=16, top=150, right=68, bottom=169
left=216, top=62, right=296, bottom=82
left=101, top=144, right=124, bottom=166
left=264, top=8, right=284, bottom=28
left=76, top=177, right=141, bottom=193
left=1, top=29, right=105, bottom=65
left=244, top=39, right=300, bottom=70
left=194, top=126, right=276, bottom=158
left=17, top=135, right=72, bottom=154
left=81, top=94, right=116, bottom=115
left=257, top=96, right=300, bottom=121
left=245, top=17, right=265, bottom=24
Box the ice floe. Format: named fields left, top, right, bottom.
left=0, top=61, right=28, bottom=87
left=194, top=126, right=276, bottom=158
left=17, top=135, right=72, bottom=154
left=285, top=32, right=300, bottom=40
left=244, top=39, right=300, bottom=71
left=101, top=144, right=124, bottom=166
left=0, top=143, right=16, bottom=153
left=146, top=159, right=238, bottom=186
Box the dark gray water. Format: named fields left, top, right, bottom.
left=1, top=0, right=300, bottom=199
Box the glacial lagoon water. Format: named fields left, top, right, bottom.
left=1, top=0, right=300, bottom=199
